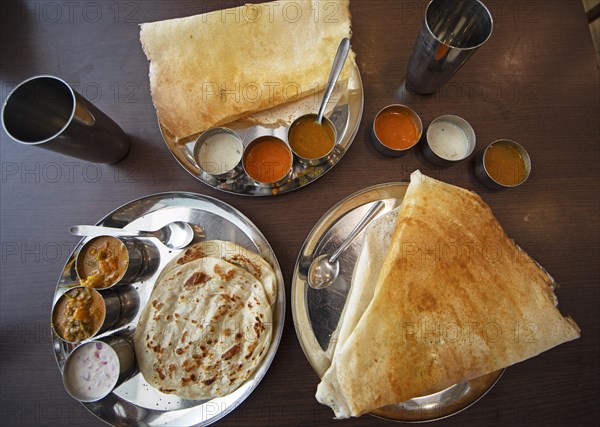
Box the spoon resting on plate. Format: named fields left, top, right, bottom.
left=307, top=200, right=385, bottom=289
left=70, top=221, right=196, bottom=250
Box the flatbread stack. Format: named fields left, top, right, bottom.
left=135, top=241, right=276, bottom=400
left=316, top=171, right=580, bottom=418
left=139, top=0, right=356, bottom=141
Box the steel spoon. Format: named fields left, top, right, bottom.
left=307, top=200, right=385, bottom=289
left=316, top=37, right=351, bottom=125
left=70, top=221, right=196, bottom=250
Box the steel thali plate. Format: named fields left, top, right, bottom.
left=52, top=192, right=285, bottom=426
left=160, top=64, right=363, bottom=196
left=291, top=183, right=503, bottom=422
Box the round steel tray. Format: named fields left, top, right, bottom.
left=52, top=192, right=285, bottom=426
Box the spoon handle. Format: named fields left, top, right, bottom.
left=329, top=200, right=385, bottom=264
left=316, top=38, right=351, bottom=124
left=70, top=225, right=143, bottom=238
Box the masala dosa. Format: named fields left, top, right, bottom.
left=316, top=171, right=580, bottom=418
left=140, top=0, right=355, bottom=141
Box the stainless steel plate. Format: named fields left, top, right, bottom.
left=160, top=64, right=363, bottom=196
left=291, top=183, right=503, bottom=422
left=52, top=192, right=285, bottom=426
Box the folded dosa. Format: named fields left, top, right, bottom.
left=140, top=0, right=355, bottom=141
left=316, top=171, right=580, bottom=418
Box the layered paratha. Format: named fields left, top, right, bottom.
left=159, top=240, right=277, bottom=305
left=316, top=171, right=580, bottom=418
left=135, top=257, right=272, bottom=400
left=140, top=0, right=356, bottom=141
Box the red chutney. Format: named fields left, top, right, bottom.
left=375, top=110, right=421, bottom=150
left=244, top=137, right=292, bottom=184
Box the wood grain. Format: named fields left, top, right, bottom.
left=0, top=1, right=598, bottom=426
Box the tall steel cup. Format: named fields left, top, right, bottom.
left=406, top=0, right=493, bottom=94
left=1, top=75, right=130, bottom=163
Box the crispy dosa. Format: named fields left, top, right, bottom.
left=135, top=257, right=272, bottom=400
left=140, top=0, right=355, bottom=141
left=316, top=171, right=580, bottom=418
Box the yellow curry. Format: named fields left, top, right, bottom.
left=78, top=236, right=128, bottom=288
left=52, top=287, right=105, bottom=342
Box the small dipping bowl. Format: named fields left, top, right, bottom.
left=288, top=113, right=337, bottom=166
left=424, top=115, right=476, bottom=166
left=76, top=236, right=144, bottom=289
left=371, top=104, right=423, bottom=157
left=193, top=127, right=244, bottom=179
left=62, top=336, right=135, bottom=402
left=243, top=136, right=293, bottom=187
left=475, top=139, right=531, bottom=190
left=51, top=286, right=121, bottom=344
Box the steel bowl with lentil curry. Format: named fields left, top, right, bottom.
left=52, top=287, right=106, bottom=343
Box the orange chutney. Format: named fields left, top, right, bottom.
left=288, top=116, right=335, bottom=159
left=484, top=142, right=527, bottom=186
left=244, top=137, right=292, bottom=184
left=374, top=110, right=420, bottom=150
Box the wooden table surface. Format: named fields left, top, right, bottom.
left=1, top=1, right=598, bottom=426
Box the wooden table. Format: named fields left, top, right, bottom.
left=1, top=1, right=598, bottom=426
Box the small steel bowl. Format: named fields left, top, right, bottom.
left=288, top=113, right=337, bottom=166
left=62, top=336, right=135, bottom=402
left=51, top=286, right=121, bottom=344
left=76, top=236, right=144, bottom=289
left=423, top=115, right=476, bottom=166
left=242, top=135, right=293, bottom=188
left=193, top=127, right=244, bottom=180
left=475, top=139, right=532, bottom=190
left=371, top=104, right=423, bottom=157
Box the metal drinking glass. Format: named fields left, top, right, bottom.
left=2, top=75, right=130, bottom=163
left=406, top=0, right=493, bottom=94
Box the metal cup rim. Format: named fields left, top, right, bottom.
left=425, top=114, right=476, bottom=163
left=193, top=127, right=244, bottom=180
left=481, top=139, right=532, bottom=188
left=1, top=75, right=76, bottom=145
left=372, top=104, right=423, bottom=154
left=424, top=0, right=494, bottom=51
left=242, top=135, right=293, bottom=187
left=51, top=286, right=108, bottom=344
left=62, top=340, right=121, bottom=402
left=75, top=236, right=130, bottom=290
left=288, top=113, right=337, bottom=165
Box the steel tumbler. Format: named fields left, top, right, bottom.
left=2, top=75, right=130, bottom=163
left=406, top=0, right=493, bottom=94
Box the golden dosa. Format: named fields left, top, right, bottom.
left=140, top=0, right=355, bottom=141
left=316, top=171, right=580, bottom=418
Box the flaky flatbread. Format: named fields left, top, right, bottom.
left=140, top=0, right=355, bottom=141
left=159, top=240, right=277, bottom=305
left=135, top=257, right=272, bottom=400
left=316, top=171, right=580, bottom=418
